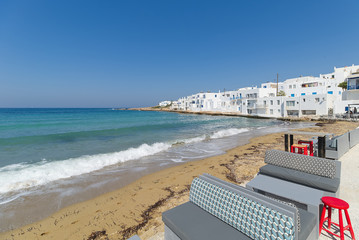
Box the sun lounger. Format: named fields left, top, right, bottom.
left=163, top=174, right=316, bottom=240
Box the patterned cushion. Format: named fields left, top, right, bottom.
left=265, top=150, right=336, bottom=179
left=189, top=177, right=296, bottom=240
left=265, top=193, right=301, bottom=233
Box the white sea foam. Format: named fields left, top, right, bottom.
left=183, top=135, right=207, bottom=144
left=169, top=158, right=184, bottom=163
left=0, top=128, right=251, bottom=195
left=0, top=193, right=27, bottom=205
left=210, top=128, right=249, bottom=139
left=171, top=135, right=207, bottom=146
left=0, top=163, right=33, bottom=172
left=0, top=142, right=171, bottom=194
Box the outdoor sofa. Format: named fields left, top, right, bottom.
left=325, top=132, right=350, bottom=160
left=163, top=173, right=316, bottom=240
left=246, top=149, right=341, bottom=238
left=349, top=127, right=359, bottom=148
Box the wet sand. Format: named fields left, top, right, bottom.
left=1, top=120, right=358, bottom=240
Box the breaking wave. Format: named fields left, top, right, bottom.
left=210, top=128, right=250, bottom=139
left=0, top=142, right=171, bottom=194
left=0, top=127, right=250, bottom=195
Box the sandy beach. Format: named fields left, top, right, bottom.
left=1, top=120, right=358, bottom=240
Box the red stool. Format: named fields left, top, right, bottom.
left=319, top=196, right=355, bottom=240
left=290, top=144, right=308, bottom=155
left=298, top=140, right=314, bottom=156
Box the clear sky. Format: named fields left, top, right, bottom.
left=0, top=0, right=358, bottom=108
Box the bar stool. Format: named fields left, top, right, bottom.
left=319, top=196, right=355, bottom=240
left=298, top=140, right=314, bottom=156
left=290, top=144, right=308, bottom=155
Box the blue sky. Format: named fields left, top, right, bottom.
left=0, top=0, right=358, bottom=108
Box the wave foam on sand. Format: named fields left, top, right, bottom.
left=0, top=127, right=251, bottom=197
left=0, top=142, right=171, bottom=195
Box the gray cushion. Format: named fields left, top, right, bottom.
left=259, top=164, right=340, bottom=193
left=163, top=202, right=252, bottom=240
left=329, top=137, right=338, bottom=149
left=265, top=150, right=336, bottom=179
left=190, top=176, right=296, bottom=239
left=298, top=208, right=316, bottom=240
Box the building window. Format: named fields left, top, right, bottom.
left=339, top=91, right=341, bottom=95
left=289, top=85, right=292, bottom=89
left=270, top=100, right=273, bottom=105
left=277, top=100, right=280, bottom=105
left=270, top=109, right=273, bottom=114
left=286, top=101, right=295, bottom=106
left=215, top=95, right=217, bottom=97
left=293, top=85, right=296, bottom=89
left=302, top=110, right=316, bottom=115
left=328, top=91, right=333, bottom=94
left=278, top=109, right=280, bottom=113
left=312, top=92, right=317, bottom=95
left=291, top=94, right=295, bottom=97
left=301, top=93, right=305, bottom=96
left=315, top=98, right=320, bottom=103
left=303, top=98, right=306, bottom=102
left=264, top=100, right=267, bottom=105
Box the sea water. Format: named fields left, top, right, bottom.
left=0, top=108, right=312, bottom=231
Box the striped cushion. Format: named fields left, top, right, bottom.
left=189, top=177, right=295, bottom=240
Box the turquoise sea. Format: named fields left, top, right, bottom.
left=0, top=108, right=311, bottom=231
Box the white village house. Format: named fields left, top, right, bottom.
left=158, top=101, right=172, bottom=107
left=169, top=64, right=359, bottom=118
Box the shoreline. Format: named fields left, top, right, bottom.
left=1, top=121, right=358, bottom=240
left=0, top=118, right=293, bottom=233
left=127, top=107, right=343, bottom=122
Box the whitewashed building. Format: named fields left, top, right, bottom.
left=159, top=101, right=172, bottom=107
left=171, top=64, right=359, bottom=118
left=339, top=66, right=359, bottom=114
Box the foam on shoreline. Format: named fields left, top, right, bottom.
left=0, top=127, right=253, bottom=202
left=0, top=142, right=171, bottom=195
left=0, top=121, right=325, bottom=235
